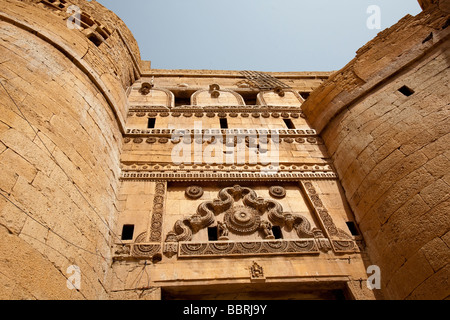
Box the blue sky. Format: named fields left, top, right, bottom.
left=97, top=0, right=422, bottom=72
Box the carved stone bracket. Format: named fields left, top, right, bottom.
left=112, top=239, right=161, bottom=261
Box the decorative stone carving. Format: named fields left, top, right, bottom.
left=150, top=182, right=166, bottom=242
left=132, top=232, right=161, bottom=257
left=163, top=242, right=178, bottom=258
left=124, top=128, right=318, bottom=138
left=178, top=239, right=319, bottom=257
left=284, top=138, right=294, bottom=144
left=209, top=84, right=220, bottom=91
left=301, top=181, right=359, bottom=253
left=185, top=186, right=204, bottom=199
left=260, top=220, right=275, bottom=239
left=139, top=82, right=153, bottom=95
left=224, top=205, right=261, bottom=235
left=250, top=262, right=265, bottom=281
left=114, top=244, right=131, bottom=256
left=166, top=185, right=318, bottom=244
left=122, top=171, right=337, bottom=182
left=217, top=221, right=230, bottom=241
left=211, top=90, right=221, bottom=98
left=274, top=87, right=285, bottom=97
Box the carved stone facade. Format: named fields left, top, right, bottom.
left=114, top=61, right=369, bottom=299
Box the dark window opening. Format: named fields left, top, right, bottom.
left=398, top=85, right=415, bottom=97
left=242, top=92, right=259, bottom=106
left=220, top=118, right=228, bottom=129
left=80, top=12, right=95, bottom=27
left=175, top=97, right=191, bottom=107
left=346, top=222, right=360, bottom=236
left=88, top=34, right=103, bottom=47
left=121, top=224, right=135, bottom=241
left=96, top=26, right=110, bottom=41
left=147, top=118, right=156, bottom=129
left=272, top=226, right=283, bottom=239
left=208, top=227, right=218, bottom=241
left=283, top=119, right=296, bottom=129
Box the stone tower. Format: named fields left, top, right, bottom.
left=0, top=0, right=448, bottom=300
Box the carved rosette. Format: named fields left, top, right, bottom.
left=269, top=186, right=286, bottom=199
left=185, top=186, right=204, bottom=199
left=224, top=205, right=261, bottom=234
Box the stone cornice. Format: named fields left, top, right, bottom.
left=120, top=171, right=338, bottom=182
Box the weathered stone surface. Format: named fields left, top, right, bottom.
left=0, top=0, right=447, bottom=301
left=302, top=1, right=449, bottom=300
left=0, top=0, right=135, bottom=299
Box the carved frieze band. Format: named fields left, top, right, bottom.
left=300, top=181, right=359, bottom=253
left=125, top=128, right=317, bottom=137
left=124, top=136, right=322, bottom=146
left=149, top=182, right=166, bottom=242
left=177, top=240, right=319, bottom=258
left=122, top=163, right=333, bottom=173
left=120, top=171, right=337, bottom=182
left=128, top=105, right=304, bottom=116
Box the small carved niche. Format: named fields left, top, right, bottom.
left=250, top=262, right=265, bottom=282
